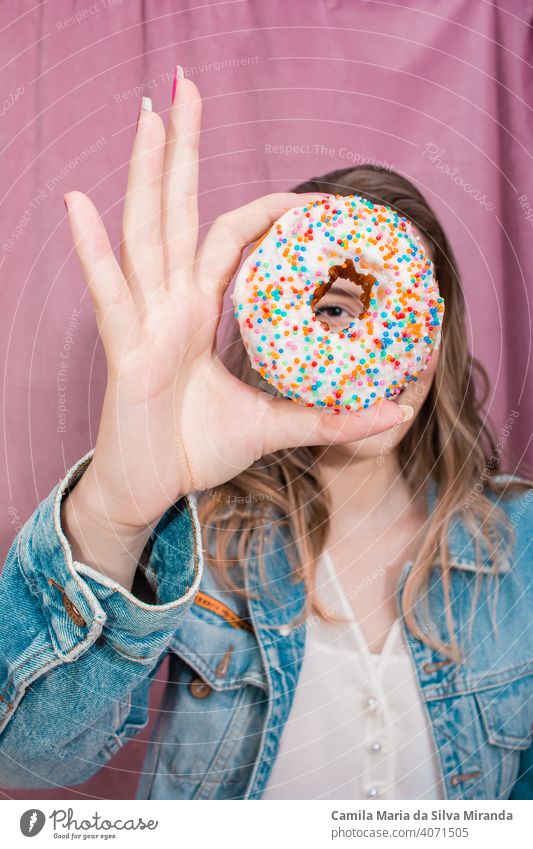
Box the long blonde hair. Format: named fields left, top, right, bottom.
left=199, top=166, right=531, bottom=661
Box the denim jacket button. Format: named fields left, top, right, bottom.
left=189, top=677, right=212, bottom=699
left=48, top=577, right=86, bottom=627
left=62, top=595, right=86, bottom=628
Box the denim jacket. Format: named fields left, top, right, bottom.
left=0, top=448, right=531, bottom=800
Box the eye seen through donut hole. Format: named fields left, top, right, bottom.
left=311, top=258, right=378, bottom=333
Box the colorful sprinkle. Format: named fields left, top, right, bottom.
left=231, top=195, right=444, bottom=413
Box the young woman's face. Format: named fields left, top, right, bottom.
left=314, top=227, right=440, bottom=461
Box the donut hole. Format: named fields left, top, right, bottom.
left=310, top=259, right=377, bottom=332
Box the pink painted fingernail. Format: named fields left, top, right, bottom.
left=172, top=64, right=184, bottom=104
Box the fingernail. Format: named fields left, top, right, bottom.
left=63, top=195, right=68, bottom=212
left=171, top=64, right=184, bottom=104
left=136, top=95, right=152, bottom=130
left=398, top=404, right=414, bottom=422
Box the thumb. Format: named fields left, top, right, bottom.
left=258, top=395, right=413, bottom=454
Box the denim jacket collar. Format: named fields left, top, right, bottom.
left=426, top=477, right=511, bottom=574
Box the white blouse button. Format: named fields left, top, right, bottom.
left=369, top=740, right=383, bottom=753
left=365, top=786, right=381, bottom=798
left=364, top=695, right=378, bottom=712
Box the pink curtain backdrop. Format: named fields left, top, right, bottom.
left=1, top=0, right=531, bottom=800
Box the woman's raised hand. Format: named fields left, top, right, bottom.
left=62, top=75, right=405, bottom=588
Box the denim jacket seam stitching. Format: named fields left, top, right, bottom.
left=105, top=639, right=164, bottom=664
left=241, top=629, right=274, bottom=796
left=0, top=602, right=100, bottom=702
left=0, top=618, right=105, bottom=707
left=486, top=732, right=532, bottom=747
left=0, top=645, right=57, bottom=701
left=474, top=692, right=533, bottom=747
left=471, top=665, right=533, bottom=689
left=171, top=643, right=232, bottom=690
left=22, top=570, right=95, bottom=658
left=423, top=666, right=533, bottom=701
left=0, top=638, right=99, bottom=732
left=0, top=652, right=60, bottom=707
left=76, top=564, right=200, bottom=613
left=0, top=667, right=64, bottom=733
left=171, top=639, right=268, bottom=692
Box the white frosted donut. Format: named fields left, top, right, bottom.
left=232, top=194, right=444, bottom=412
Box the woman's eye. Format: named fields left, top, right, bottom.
left=315, top=305, right=348, bottom=318
left=313, top=303, right=355, bottom=332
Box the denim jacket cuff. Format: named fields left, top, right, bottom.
left=18, top=448, right=203, bottom=663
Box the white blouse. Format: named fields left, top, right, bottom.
left=262, top=551, right=445, bottom=800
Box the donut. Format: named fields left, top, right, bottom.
left=231, top=194, right=444, bottom=412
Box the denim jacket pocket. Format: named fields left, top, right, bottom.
left=168, top=587, right=268, bottom=693
left=474, top=672, right=533, bottom=751
left=473, top=670, right=533, bottom=798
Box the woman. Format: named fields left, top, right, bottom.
left=0, top=71, right=531, bottom=801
